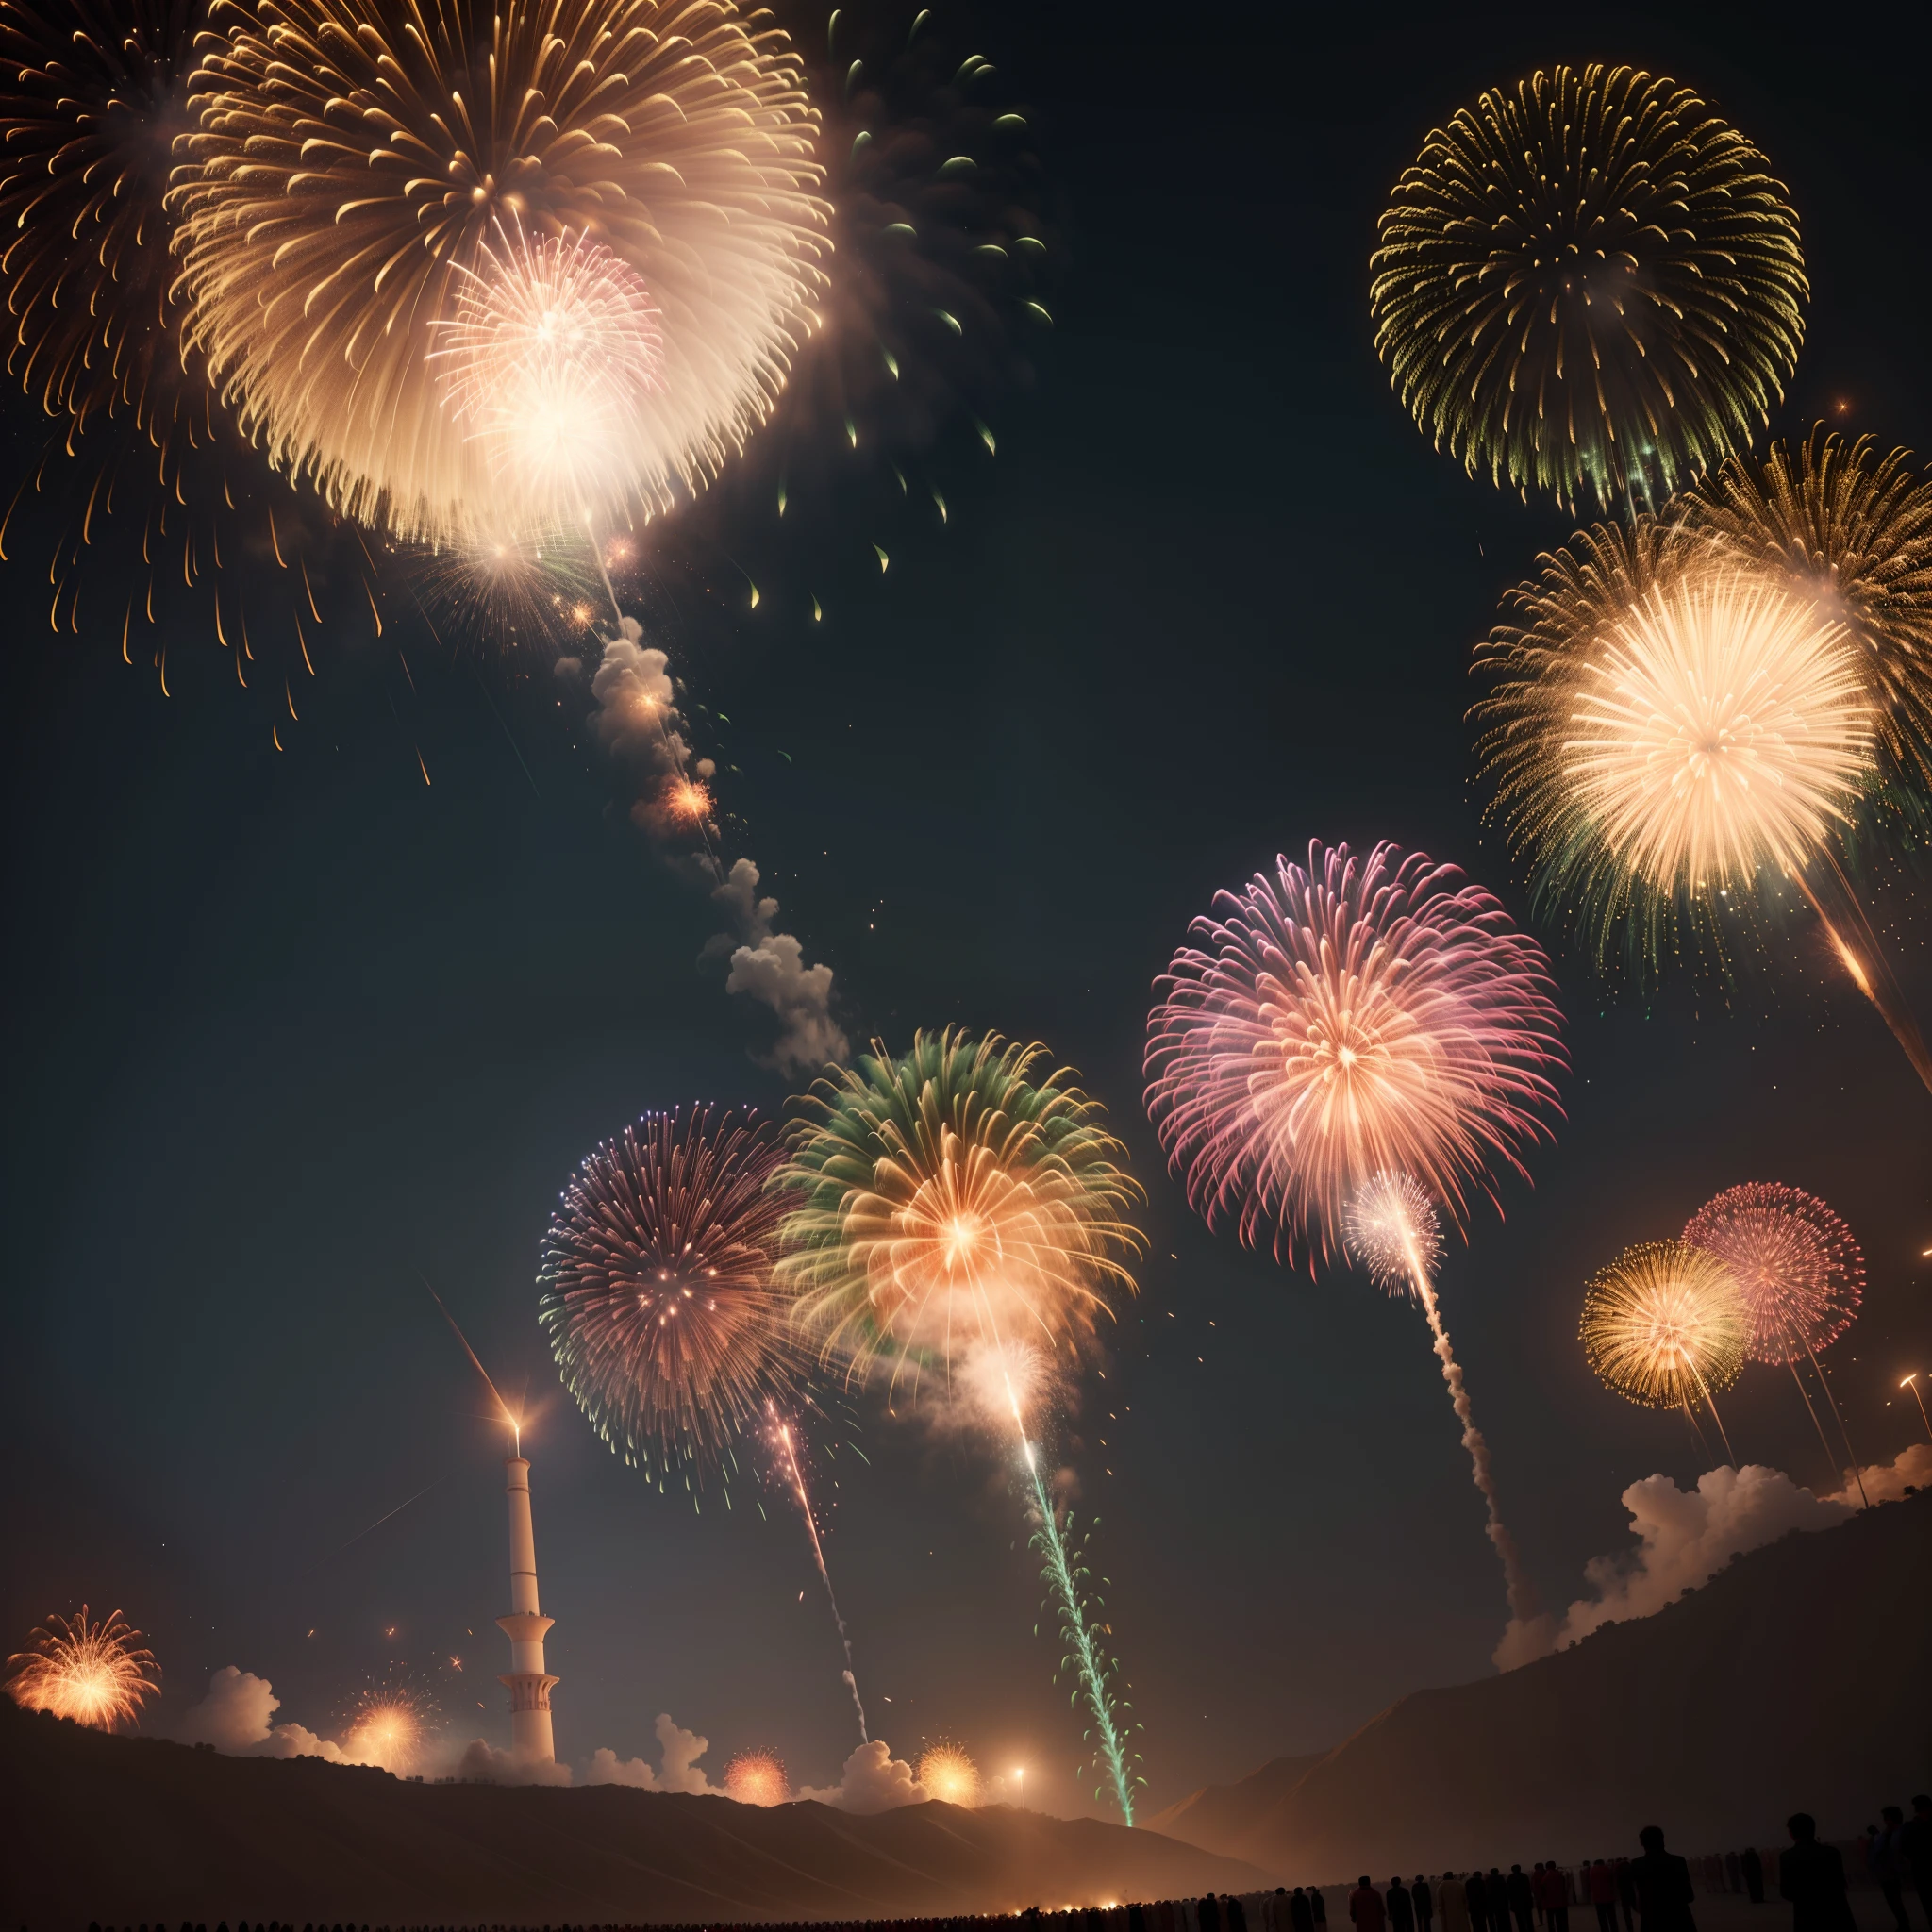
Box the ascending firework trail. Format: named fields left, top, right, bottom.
left=768, top=1405, right=868, bottom=1741
left=1341, top=1174, right=1538, bottom=1634
left=774, top=1027, right=1147, bottom=1824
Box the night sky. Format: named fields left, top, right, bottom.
left=4, top=0, right=1928, bottom=1824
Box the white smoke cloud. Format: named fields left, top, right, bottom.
left=176, top=1666, right=278, bottom=1750
left=583, top=1713, right=720, bottom=1793
left=795, top=1739, right=926, bottom=1812
left=453, top=1738, right=574, bottom=1786
left=1506, top=1443, right=1932, bottom=1668
left=257, top=1724, right=345, bottom=1763
left=706, top=857, right=848, bottom=1075
left=175, top=1667, right=347, bottom=1761
left=1826, top=1440, right=1932, bottom=1507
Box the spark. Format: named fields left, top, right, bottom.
left=724, top=1749, right=790, bottom=1806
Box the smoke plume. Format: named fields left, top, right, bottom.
left=584, top=1712, right=720, bottom=1793
left=1503, top=1442, right=1932, bottom=1667
left=705, top=858, right=849, bottom=1074
left=794, top=1738, right=927, bottom=1812
left=174, top=1665, right=346, bottom=1761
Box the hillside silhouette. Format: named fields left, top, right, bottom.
left=1147, top=1490, right=1931, bottom=1875
left=0, top=1706, right=1266, bottom=1929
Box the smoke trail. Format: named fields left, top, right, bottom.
left=1408, top=1271, right=1540, bottom=1631
left=771, top=1410, right=868, bottom=1742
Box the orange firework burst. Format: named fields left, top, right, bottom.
left=5, top=1607, right=158, bottom=1730
left=667, top=777, right=715, bottom=825
left=724, top=1749, right=790, bottom=1806
left=342, top=1685, right=435, bottom=1773
left=917, top=1741, right=982, bottom=1806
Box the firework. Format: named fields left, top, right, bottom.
left=1371, top=64, right=1807, bottom=508
left=774, top=1027, right=1145, bottom=1824
left=1684, top=1182, right=1867, bottom=1495
left=5, top=1607, right=157, bottom=1730
left=540, top=1107, right=798, bottom=1492
left=1145, top=841, right=1566, bottom=1267
left=917, top=1740, right=981, bottom=1807
left=1581, top=1241, right=1748, bottom=1457
left=172, top=0, right=828, bottom=543
left=774, top=1029, right=1141, bottom=1395
left=724, top=1748, right=791, bottom=1806
left=412, top=520, right=607, bottom=658
left=342, top=1685, right=436, bottom=1773
left=1684, top=429, right=1932, bottom=814
left=1472, top=523, right=1932, bottom=1089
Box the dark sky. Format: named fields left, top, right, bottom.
left=3, top=0, right=1928, bottom=1824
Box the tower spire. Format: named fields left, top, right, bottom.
left=496, top=1452, right=558, bottom=1762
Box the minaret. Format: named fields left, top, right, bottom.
left=496, top=1454, right=558, bottom=1762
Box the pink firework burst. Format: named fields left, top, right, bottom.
left=1144, top=841, right=1567, bottom=1265
left=1682, top=1183, right=1863, bottom=1363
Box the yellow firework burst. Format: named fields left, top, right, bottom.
left=1581, top=1241, right=1747, bottom=1411
left=1474, top=523, right=1876, bottom=964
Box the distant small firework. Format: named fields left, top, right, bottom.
left=342, top=1685, right=436, bottom=1774
left=173, top=0, right=828, bottom=542
left=540, top=1106, right=797, bottom=1491
left=1582, top=1241, right=1747, bottom=1456
left=5, top=1607, right=158, bottom=1730
left=917, top=1740, right=982, bottom=1806
left=1684, top=1181, right=1867, bottom=1497
left=1682, top=1183, right=1863, bottom=1363
left=1684, top=429, right=1932, bottom=811
left=1372, top=64, right=1807, bottom=508
left=413, top=522, right=606, bottom=659
left=1145, top=841, right=1565, bottom=1267
left=1474, top=524, right=1876, bottom=970
left=724, top=1748, right=790, bottom=1806
left=1341, top=1171, right=1444, bottom=1296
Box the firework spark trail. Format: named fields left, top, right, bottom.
left=1790, top=859, right=1932, bottom=1097
left=996, top=1370, right=1136, bottom=1828
left=770, top=1407, right=867, bottom=1742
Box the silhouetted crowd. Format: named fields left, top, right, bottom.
left=80, top=1790, right=1932, bottom=1932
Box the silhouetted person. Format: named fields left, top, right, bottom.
left=1465, top=1872, right=1488, bottom=1932
left=1201, top=1897, right=1222, bottom=1932
left=1741, top=1851, right=1766, bottom=1907
left=1291, top=1890, right=1315, bottom=1932
left=1507, top=1866, right=1534, bottom=1932
left=1314, top=1890, right=1329, bottom=1932
left=1631, top=1828, right=1695, bottom=1932
left=1350, top=1882, right=1386, bottom=1932
left=1870, top=1811, right=1909, bottom=1932
left=1537, top=1864, right=1571, bottom=1932
left=1491, top=1871, right=1513, bottom=1932
left=1130, top=1907, right=1147, bottom=1932
left=1907, top=1798, right=1932, bottom=1932
left=1390, top=1882, right=1414, bottom=1932
left=1589, top=1862, right=1619, bottom=1932
left=1616, top=1860, right=1638, bottom=1932
left=1229, top=1899, right=1250, bottom=1932
left=1780, top=1814, right=1854, bottom=1932
left=1415, top=1879, right=1436, bottom=1932
left=1439, top=1875, right=1469, bottom=1932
